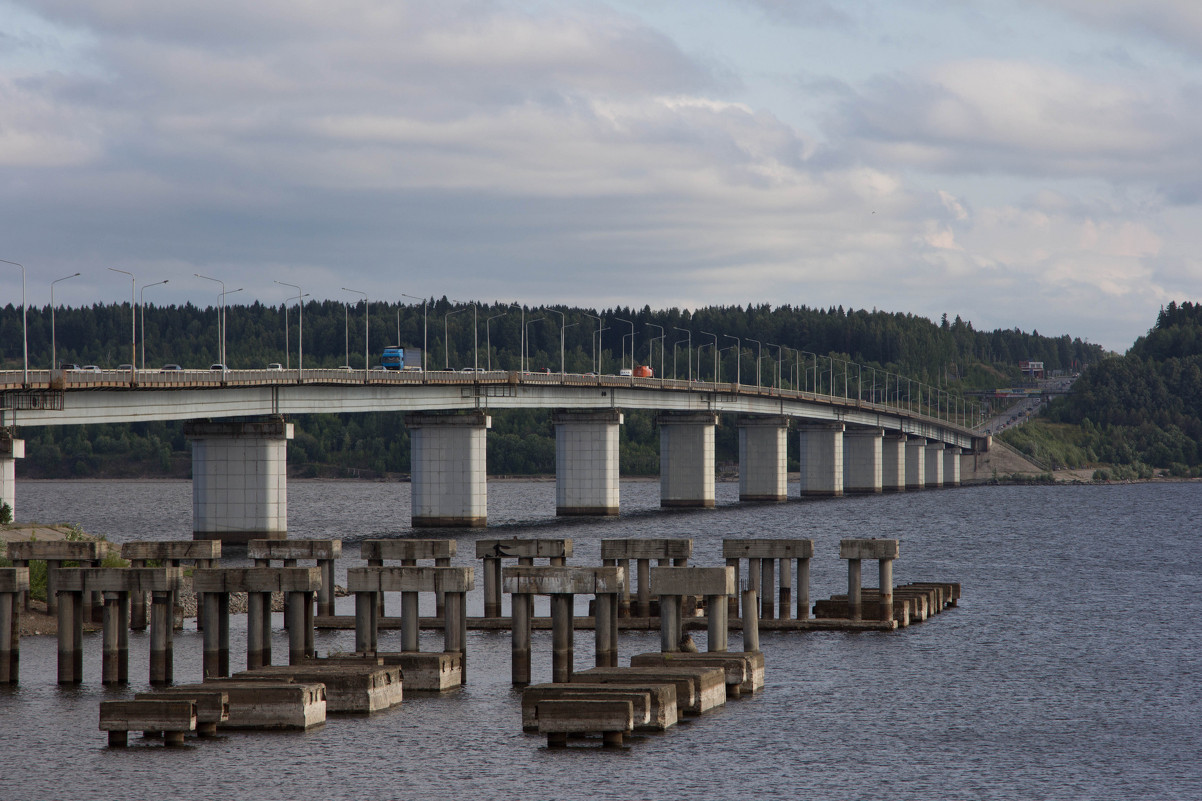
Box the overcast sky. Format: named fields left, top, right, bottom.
left=3, top=0, right=1200, bottom=352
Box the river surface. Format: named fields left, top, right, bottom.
left=3, top=479, right=1200, bottom=800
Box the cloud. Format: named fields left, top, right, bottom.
left=1036, top=0, right=1202, bottom=57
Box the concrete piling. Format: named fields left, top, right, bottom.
left=742, top=589, right=759, bottom=652
left=149, top=590, right=173, bottom=684
left=0, top=568, right=28, bottom=684
left=551, top=593, right=574, bottom=683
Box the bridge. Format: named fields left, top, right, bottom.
left=0, top=368, right=988, bottom=543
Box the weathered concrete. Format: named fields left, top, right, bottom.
left=521, top=682, right=677, bottom=731
left=553, top=409, right=622, bottom=516
left=601, top=539, right=691, bottom=618
left=839, top=539, right=899, bottom=623
left=249, top=539, right=341, bottom=616
left=657, top=412, right=717, bottom=508
left=629, top=651, right=765, bottom=697
left=737, top=416, right=788, bottom=501
left=882, top=433, right=907, bottom=492
left=120, top=540, right=220, bottom=632
left=905, top=437, right=926, bottom=490
left=99, top=700, right=196, bottom=747
left=7, top=539, right=110, bottom=616
left=0, top=432, right=24, bottom=520
left=185, top=417, right=293, bottom=544
left=573, top=665, right=726, bottom=715
left=476, top=538, right=571, bottom=618
left=236, top=661, right=403, bottom=713
left=405, top=410, right=490, bottom=527
left=374, top=651, right=463, bottom=691
left=943, top=445, right=962, bottom=487
left=183, top=680, right=326, bottom=729
left=925, top=441, right=946, bottom=488
left=843, top=427, right=884, bottom=494
left=135, top=689, right=229, bottom=736
left=0, top=567, right=29, bottom=683
left=723, top=539, right=814, bottom=621
left=649, top=566, right=733, bottom=655
left=798, top=422, right=844, bottom=497
left=362, top=538, right=456, bottom=620
left=537, top=699, right=633, bottom=748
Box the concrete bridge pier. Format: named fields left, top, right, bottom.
left=925, top=441, right=946, bottom=488
left=149, top=590, right=174, bottom=684
left=553, top=410, right=622, bottom=515
left=882, top=433, right=907, bottom=492
left=0, top=568, right=29, bottom=683
left=840, top=539, right=900, bottom=622
left=476, top=539, right=572, bottom=620
left=905, top=438, right=927, bottom=490
left=101, top=590, right=130, bottom=685
left=251, top=540, right=342, bottom=618
left=799, top=423, right=845, bottom=497
left=737, top=416, right=788, bottom=501
left=601, top=539, right=691, bottom=619
left=657, top=412, right=718, bottom=508
left=185, top=418, right=293, bottom=544
left=121, top=540, right=220, bottom=633
left=943, top=446, right=962, bottom=487
left=843, top=427, right=884, bottom=494
left=0, top=432, right=23, bottom=520
left=362, top=539, right=457, bottom=622
left=406, top=411, right=490, bottom=528
left=723, top=540, right=814, bottom=620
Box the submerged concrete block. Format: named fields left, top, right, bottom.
left=630, top=651, right=764, bottom=696
left=235, top=662, right=403, bottom=713
left=189, top=680, right=327, bottom=729
left=573, top=665, right=726, bottom=715
left=537, top=699, right=633, bottom=747
left=135, top=690, right=229, bottom=736
left=100, top=700, right=196, bottom=746
left=374, top=651, right=463, bottom=692
left=521, top=682, right=677, bottom=731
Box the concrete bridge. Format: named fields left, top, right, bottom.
left=0, top=368, right=988, bottom=543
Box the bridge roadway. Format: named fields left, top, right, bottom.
left=0, top=368, right=987, bottom=541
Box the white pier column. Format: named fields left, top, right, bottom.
left=553, top=410, right=623, bottom=516
left=406, top=411, right=490, bottom=527
left=0, top=433, right=24, bottom=520
left=943, top=445, right=962, bottom=487
left=798, top=422, right=844, bottom=497
left=657, top=412, right=717, bottom=508
left=904, top=438, right=926, bottom=490
left=924, top=441, right=946, bottom=488
left=737, top=416, right=788, bottom=501
left=186, top=418, right=293, bottom=544
left=882, top=433, right=907, bottom=492
left=843, top=427, right=883, bottom=494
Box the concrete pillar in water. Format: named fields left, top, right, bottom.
left=248, top=592, right=268, bottom=667
left=797, top=556, right=811, bottom=620
left=550, top=593, right=574, bottom=683
left=202, top=593, right=226, bottom=679
left=737, top=416, right=788, bottom=501
left=650, top=566, right=734, bottom=653
left=657, top=412, right=718, bottom=508
left=442, top=589, right=468, bottom=684
left=482, top=557, right=503, bottom=618
left=401, top=591, right=419, bottom=652
left=101, top=591, right=129, bottom=685
left=57, top=590, right=83, bottom=684
left=706, top=592, right=729, bottom=652
left=799, top=422, right=845, bottom=497
left=405, top=411, right=490, bottom=527
left=943, top=445, right=962, bottom=487
left=185, top=418, right=293, bottom=544
left=925, top=441, right=946, bottom=488
left=149, top=591, right=173, bottom=685
left=882, top=433, right=908, bottom=492
left=0, top=433, right=23, bottom=521
left=660, top=594, right=682, bottom=652
left=0, top=569, right=27, bottom=684
left=286, top=591, right=309, bottom=665
left=595, top=593, right=617, bottom=667
left=553, top=410, right=622, bottom=516
left=636, top=558, right=651, bottom=616
left=353, top=591, right=377, bottom=655
left=843, top=427, right=884, bottom=494
left=511, top=592, right=532, bottom=686
left=840, top=539, right=901, bottom=623
left=879, top=558, right=894, bottom=622
left=905, top=438, right=927, bottom=490
left=742, top=589, right=760, bottom=652
left=846, top=559, right=862, bottom=621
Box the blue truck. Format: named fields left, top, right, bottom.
left=381, top=346, right=422, bottom=370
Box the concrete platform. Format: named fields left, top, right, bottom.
left=372, top=651, right=462, bottom=692
left=235, top=661, right=403, bottom=713
left=99, top=700, right=195, bottom=747
left=629, top=651, right=764, bottom=696
left=135, top=689, right=230, bottom=736
left=522, top=682, right=678, bottom=731
left=537, top=699, right=633, bottom=748
left=572, top=665, right=726, bottom=715
left=182, top=680, right=326, bottom=729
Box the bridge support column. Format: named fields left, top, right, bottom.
left=799, top=423, right=844, bottom=497
left=843, top=427, right=883, bottom=494
left=553, top=410, right=622, bottom=515
left=405, top=411, right=490, bottom=527
left=186, top=418, right=293, bottom=544
left=943, top=446, right=962, bottom=487
left=737, top=416, right=788, bottom=501
left=882, top=433, right=907, bottom=492
left=0, top=433, right=24, bottom=520
left=905, top=438, right=926, bottom=490
left=657, top=412, right=717, bottom=508
left=924, top=441, right=946, bottom=488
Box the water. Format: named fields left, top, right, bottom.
left=3, top=479, right=1200, bottom=800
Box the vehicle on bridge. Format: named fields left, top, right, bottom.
left=381, top=346, right=422, bottom=371
left=633, top=365, right=654, bottom=378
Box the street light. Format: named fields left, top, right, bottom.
left=485, top=309, right=510, bottom=371
left=275, top=281, right=304, bottom=372
left=768, top=343, right=783, bottom=390
left=108, top=268, right=136, bottom=375
left=582, top=313, right=602, bottom=373
left=614, top=317, right=635, bottom=371
left=723, top=334, right=742, bottom=385
left=746, top=338, right=762, bottom=387
left=444, top=307, right=468, bottom=370
left=700, top=331, right=719, bottom=382
left=673, top=327, right=692, bottom=382
left=342, top=288, right=368, bottom=370
left=400, top=293, right=428, bottom=371
left=194, top=274, right=224, bottom=364
left=139, top=279, right=168, bottom=370
left=218, top=288, right=242, bottom=368
left=280, top=292, right=309, bottom=369
left=524, top=318, right=545, bottom=369
left=646, top=323, right=664, bottom=378
left=0, top=259, right=26, bottom=384
left=50, top=272, right=80, bottom=370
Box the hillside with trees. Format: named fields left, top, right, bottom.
left=1, top=299, right=1103, bottom=478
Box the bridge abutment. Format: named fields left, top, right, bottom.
left=843, top=427, right=884, bottom=494
left=185, top=418, right=293, bottom=544
left=737, top=416, right=788, bottom=501
left=905, top=438, right=927, bottom=490
left=657, top=412, right=717, bottom=508
left=799, top=422, right=844, bottom=497
left=0, top=432, right=24, bottom=519
left=924, top=441, right=946, bottom=488
left=943, top=445, right=962, bottom=487
left=553, top=410, right=622, bottom=516
left=882, top=433, right=907, bottom=492
left=406, top=411, right=490, bottom=527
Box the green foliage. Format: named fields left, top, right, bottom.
left=0, top=501, right=11, bottom=524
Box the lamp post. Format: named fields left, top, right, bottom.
left=451, top=300, right=481, bottom=372
left=138, top=279, right=168, bottom=370
left=723, top=334, right=742, bottom=385
left=543, top=309, right=570, bottom=375
left=342, top=288, right=368, bottom=369
left=525, top=318, right=544, bottom=369
left=746, top=338, right=762, bottom=387
left=596, top=326, right=609, bottom=373
left=400, top=293, right=429, bottom=371
left=646, top=323, right=664, bottom=378
left=195, top=274, right=225, bottom=365
left=275, top=281, right=303, bottom=372
left=108, top=268, right=136, bottom=376
left=51, top=272, right=81, bottom=370
left=443, top=307, right=468, bottom=370
left=0, top=259, right=26, bottom=384
left=673, top=327, right=692, bottom=382
left=768, top=343, right=783, bottom=390
left=485, top=309, right=510, bottom=371
left=701, top=331, right=719, bottom=382
left=582, top=313, right=602, bottom=373
left=218, top=288, right=242, bottom=369
left=614, top=317, right=634, bottom=371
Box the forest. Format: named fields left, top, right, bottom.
left=1, top=299, right=1104, bottom=478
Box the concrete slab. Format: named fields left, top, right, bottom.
left=522, top=682, right=677, bottom=731
left=183, top=680, right=327, bottom=729
left=235, top=662, right=403, bottom=713
left=573, top=665, right=726, bottom=715
left=630, top=651, right=764, bottom=696
left=373, top=651, right=463, bottom=692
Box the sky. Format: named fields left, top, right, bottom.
left=2, top=0, right=1201, bottom=352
